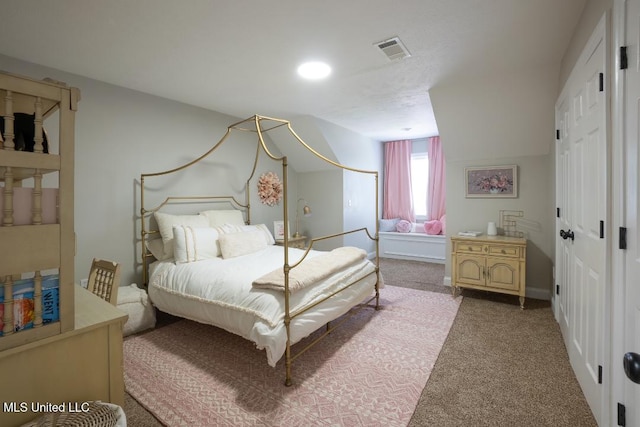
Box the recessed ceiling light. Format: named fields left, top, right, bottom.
left=297, top=61, right=331, bottom=80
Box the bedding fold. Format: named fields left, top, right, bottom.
left=252, top=246, right=367, bottom=293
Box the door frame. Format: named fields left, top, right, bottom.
left=611, top=0, right=635, bottom=425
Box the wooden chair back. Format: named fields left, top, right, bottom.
left=87, top=258, right=121, bottom=305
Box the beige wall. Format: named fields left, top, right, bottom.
left=0, top=54, right=384, bottom=288
left=0, top=54, right=292, bottom=287
left=431, top=0, right=613, bottom=300
left=430, top=65, right=559, bottom=299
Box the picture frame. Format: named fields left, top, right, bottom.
left=273, top=220, right=290, bottom=239
left=465, top=165, right=518, bottom=198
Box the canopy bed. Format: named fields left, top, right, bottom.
left=139, top=115, right=381, bottom=386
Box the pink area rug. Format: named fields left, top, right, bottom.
left=123, top=286, right=461, bottom=426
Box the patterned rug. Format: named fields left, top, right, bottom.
left=123, top=286, right=461, bottom=426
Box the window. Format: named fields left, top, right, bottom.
left=411, top=152, right=429, bottom=219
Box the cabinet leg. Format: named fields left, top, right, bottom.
left=452, top=286, right=459, bottom=298
left=519, top=296, right=525, bottom=310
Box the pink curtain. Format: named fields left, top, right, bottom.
left=427, top=136, right=446, bottom=220
left=383, top=140, right=415, bottom=222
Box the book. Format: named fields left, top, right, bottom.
left=42, top=275, right=60, bottom=325
left=0, top=274, right=60, bottom=336
left=13, top=278, right=35, bottom=332
left=458, top=230, right=483, bottom=237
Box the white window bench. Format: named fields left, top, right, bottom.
left=378, top=231, right=446, bottom=264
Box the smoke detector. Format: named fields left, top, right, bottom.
left=374, top=36, right=411, bottom=61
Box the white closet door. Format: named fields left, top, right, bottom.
left=555, top=14, right=608, bottom=425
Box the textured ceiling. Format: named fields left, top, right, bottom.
left=0, top=0, right=585, bottom=142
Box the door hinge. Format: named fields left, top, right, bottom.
left=556, top=129, right=560, bottom=140
left=599, top=221, right=604, bottom=239
left=618, top=402, right=626, bottom=426
left=620, top=227, right=627, bottom=250
left=598, top=365, right=603, bottom=384
left=556, top=207, right=560, bottom=218
left=556, top=284, right=560, bottom=295
left=620, top=46, right=628, bottom=70
left=599, top=73, right=604, bottom=92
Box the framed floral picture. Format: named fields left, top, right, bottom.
left=465, top=165, right=518, bottom=198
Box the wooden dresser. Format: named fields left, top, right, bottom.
left=0, top=285, right=127, bottom=426
left=450, top=235, right=527, bottom=309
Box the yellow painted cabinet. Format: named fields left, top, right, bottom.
left=451, top=235, right=527, bottom=309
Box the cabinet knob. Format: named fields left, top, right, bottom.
left=468, top=246, right=472, bottom=251
left=501, top=249, right=506, bottom=254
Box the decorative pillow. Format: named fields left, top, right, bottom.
left=379, top=218, right=400, bottom=232
left=247, top=223, right=276, bottom=245
left=424, top=220, right=443, bottom=235
left=146, top=238, right=170, bottom=260
left=396, top=219, right=412, bottom=233
left=199, top=209, right=245, bottom=227
left=173, top=226, right=220, bottom=263
left=214, top=223, right=275, bottom=245
left=154, top=212, right=209, bottom=259
left=219, top=230, right=267, bottom=259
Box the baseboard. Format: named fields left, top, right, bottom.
left=526, top=287, right=551, bottom=301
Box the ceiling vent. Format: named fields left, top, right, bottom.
left=375, top=36, right=411, bottom=61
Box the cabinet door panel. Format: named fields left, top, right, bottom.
left=456, top=254, right=485, bottom=286
left=486, top=257, right=520, bottom=291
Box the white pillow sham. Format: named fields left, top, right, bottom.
left=154, top=212, right=209, bottom=259
left=219, top=230, right=267, bottom=259
left=199, top=209, right=245, bottom=227
left=173, top=226, right=221, bottom=263
left=146, top=238, right=170, bottom=261
left=215, top=223, right=275, bottom=246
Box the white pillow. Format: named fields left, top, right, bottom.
left=244, top=224, right=275, bottom=245
left=214, top=223, right=275, bottom=246
left=173, top=226, right=220, bottom=263
left=199, top=210, right=245, bottom=227
left=219, top=230, right=267, bottom=259
left=146, top=238, right=170, bottom=261
left=154, top=212, right=209, bottom=259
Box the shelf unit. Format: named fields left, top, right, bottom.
left=0, top=71, right=80, bottom=351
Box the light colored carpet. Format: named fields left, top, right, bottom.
left=378, top=257, right=446, bottom=293
left=123, top=285, right=460, bottom=426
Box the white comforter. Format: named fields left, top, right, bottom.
left=148, top=245, right=378, bottom=366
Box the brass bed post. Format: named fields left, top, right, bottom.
left=140, top=175, right=148, bottom=286
left=281, top=155, right=294, bottom=386
left=374, top=171, right=380, bottom=310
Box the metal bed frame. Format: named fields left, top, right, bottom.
left=139, top=114, right=380, bottom=385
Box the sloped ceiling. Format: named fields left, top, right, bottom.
left=0, top=0, right=586, bottom=142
